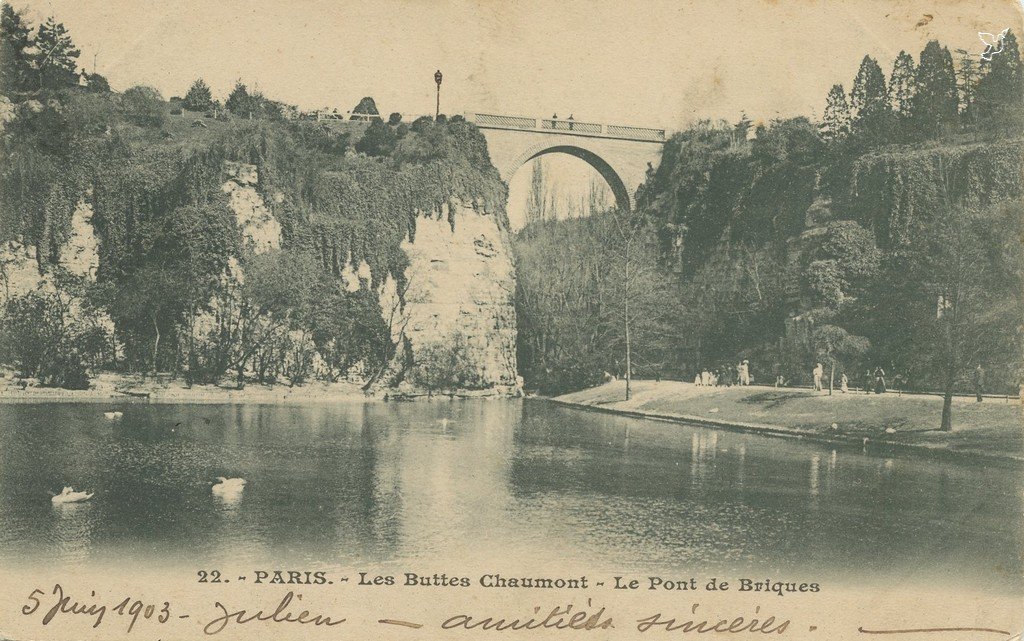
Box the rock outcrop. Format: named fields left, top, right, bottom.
left=222, top=161, right=282, bottom=254
left=218, top=165, right=520, bottom=394
left=0, top=197, right=100, bottom=302
left=381, top=202, right=520, bottom=394
left=1, top=161, right=521, bottom=395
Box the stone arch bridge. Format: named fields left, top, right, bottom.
left=466, top=112, right=667, bottom=211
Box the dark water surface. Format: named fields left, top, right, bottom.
left=0, top=399, right=1020, bottom=591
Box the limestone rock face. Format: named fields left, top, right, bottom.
left=0, top=198, right=100, bottom=302
left=222, top=161, right=281, bottom=254
left=59, top=199, right=101, bottom=278
left=385, top=203, right=520, bottom=393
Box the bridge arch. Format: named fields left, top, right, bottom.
left=468, top=112, right=666, bottom=215
left=503, top=142, right=632, bottom=211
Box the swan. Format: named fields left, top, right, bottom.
left=51, top=486, right=94, bottom=504
left=103, top=411, right=123, bottom=420
left=212, top=477, right=246, bottom=495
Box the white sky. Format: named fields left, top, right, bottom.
left=16, top=0, right=1023, bottom=128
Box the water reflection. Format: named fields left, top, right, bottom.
left=0, top=399, right=1020, bottom=592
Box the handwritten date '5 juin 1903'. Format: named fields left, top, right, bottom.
left=19, top=581, right=1020, bottom=638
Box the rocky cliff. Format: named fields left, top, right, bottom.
left=381, top=202, right=520, bottom=394
left=221, top=163, right=519, bottom=393
left=0, top=197, right=100, bottom=301
left=1, top=161, right=520, bottom=395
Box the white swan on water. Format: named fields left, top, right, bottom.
left=51, top=486, right=94, bottom=504
left=103, top=411, right=123, bottom=420
left=212, top=477, right=246, bottom=496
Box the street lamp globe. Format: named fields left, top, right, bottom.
left=434, top=70, right=443, bottom=86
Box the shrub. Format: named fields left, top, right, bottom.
left=121, top=85, right=166, bottom=128
left=410, top=332, right=482, bottom=391
left=0, top=284, right=111, bottom=389
left=354, top=119, right=397, bottom=157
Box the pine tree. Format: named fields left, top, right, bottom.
left=821, top=84, right=851, bottom=141
left=911, top=40, right=959, bottom=138
left=1, top=3, right=33, bottom=94
left=888, top=51, right=916, bottom=117
left=955, top=49, right=980, bottom=128
left=34, top=16, right=81, bottom=91
left=849, top=56, right=890, bottom=143
left=734, top=111, right=752, bottom=144
left=975, top=30, right=1023, bottom=129
left=225, top=81, right=255, bottom=117
left=183, top=78, right=213, bottom=111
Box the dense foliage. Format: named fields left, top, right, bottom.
left=517, top=35, right=1024, bottom=401
left=515, top=209, right=676, bottom=394
left=0, top=13, right=506, bottom=388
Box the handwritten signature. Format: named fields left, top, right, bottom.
left=203, top=591, right=345, bottom=635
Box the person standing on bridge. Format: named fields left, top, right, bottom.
left=568, top=114, right=575, bottom=131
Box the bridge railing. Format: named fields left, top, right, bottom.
left=540, top=118, right=602, bottom=134
left=473, top=113, right=538, bottom=129
left=467, top=112, right=666, bottom=142
left=606, top=124, right=666, bottom=142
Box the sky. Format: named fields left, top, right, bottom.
left=13, top=0, right=1023, bottom=226
left=16, top=0, right=1023, bottom=128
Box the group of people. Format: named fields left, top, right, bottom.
left=810, top=364, right=900, bottom=394
left=694, top=360, right=751, bottom=387
left=688, top=360, right=993, bottom=399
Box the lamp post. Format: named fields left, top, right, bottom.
left=434, top=69, right=443, bottom=119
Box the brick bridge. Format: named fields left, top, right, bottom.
left=466, top=112, right=668, bottom=211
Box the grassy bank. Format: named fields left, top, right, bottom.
left=554, top=380, right=1024, bottom=462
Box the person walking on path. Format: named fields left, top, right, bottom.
left=873, top=366, right=887, bottom=394
left=738, top=360, right=750, bottom=385
left=972, top=364, right=985, bottom=402
left=812, top=363, right=824, bottom=391
left=840, top=373, right=849, bottom=393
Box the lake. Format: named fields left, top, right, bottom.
left=0, top=399, right=1020, bottom=592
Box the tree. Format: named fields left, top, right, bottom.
left=821, top=83, right=851, bottom=142
left=350, top=96, right=381, bottom=121
left=0, top=274, right=111, bottom=388
left=34, top=16, right=80, bottom=91
left=804, top=220, right=881, bottom=311
left=975, top=30, right=1023, bottom=129
left=0, top=3, right=33, bottom=94
left=597, top=208, right=675, bottom=400
left=525, top=158, right=551, bottom=226
left=120, top=85, right=166, bottom=127
left=354, top=119, right=397, bottom=157
left=411, top=332, right=480, bottom=392
left=225, top=81, right=256, bottom=117
left=912, top=40, right=959, bottom=138
left=888, top=51, right=916, bottom=138
left=183, top=78, right=213, bottom=111
left=849, top=55, right=891, bottom=143
left=84, top=71, right=110, bottom=93
left=954, top=49, right=980, bottom=128
left=915, top=165, right=1023, bottom=430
